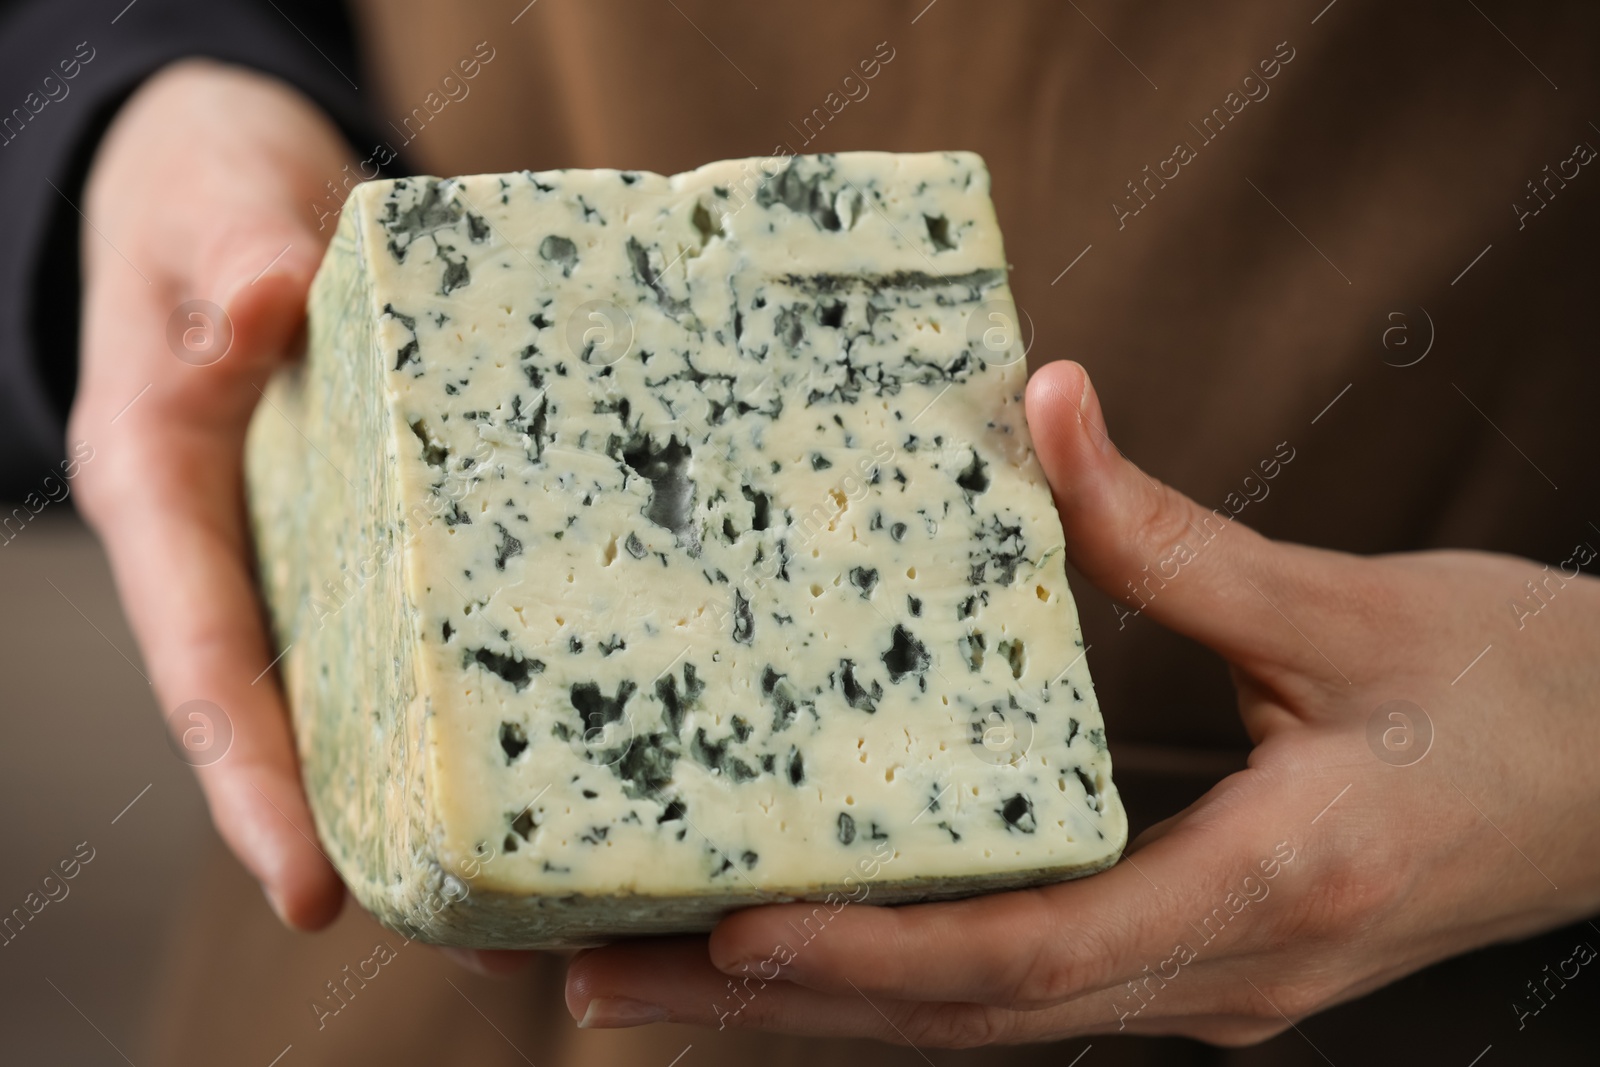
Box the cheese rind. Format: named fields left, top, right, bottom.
left=245, top=152, right=1126, bottom=948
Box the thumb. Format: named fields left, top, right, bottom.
left=160, top=209, right=325, bottom=430
left=212, top=217, right=324, bottom=382
left=221, top=237, right=320, bottom=356
left=1025, top=360, right=1347, bottom=681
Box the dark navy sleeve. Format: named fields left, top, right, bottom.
left=0, top=0, right=388, bottom=501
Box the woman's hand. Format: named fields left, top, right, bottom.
left=565, top=359, right=1600, bottom=1045
left=69, top=60, right=355, bottom=930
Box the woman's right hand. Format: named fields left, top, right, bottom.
left=69, top=58, right=356, bottom=929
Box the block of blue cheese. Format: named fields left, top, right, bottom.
left=244, top=151, right=1125, bottom=948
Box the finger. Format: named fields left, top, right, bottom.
left=702, top=816, right=1219, bottom=1010
left=566, top=937, right=1274, bottom=1046
left=1025, top=360, right=1359, bottom=682
left=87, top=442, right=345, bottom=929
left=439, top=947, right=538, bottom=978
left=76, top=240, right=337, bottom=930
left=565, top=936, right=1023, bottom=1044
left=704, top=756, right=1327, bottom=1012
left=141, top=205, right=325, bottom=428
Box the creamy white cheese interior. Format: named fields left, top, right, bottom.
left=245, top=152, right=1125, bottom=947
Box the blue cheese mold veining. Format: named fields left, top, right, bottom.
left=245, top=152, right=1126, bottom=948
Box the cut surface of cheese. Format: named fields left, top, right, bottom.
left=245, top=151, right=1125, bottom=948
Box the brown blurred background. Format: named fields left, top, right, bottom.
left=5, top=0, right=1600, bottom=1063
left=0, top=511, right=209, bottom=1062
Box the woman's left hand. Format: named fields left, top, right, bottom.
left=563, top=360, right=1600, bottom=1047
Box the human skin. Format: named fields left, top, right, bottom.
left=70, top=61, right=1600, bottom=1041
left=66, top=58, right=576, bottom=976
left=564, top=362, right=1600, bottom=1045
left=71, top=59, right=354, bottom=931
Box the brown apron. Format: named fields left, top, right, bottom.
left=153, top=2, right=1600, bottom=1061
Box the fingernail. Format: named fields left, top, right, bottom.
left=719, top=957, right=790, bottom=981
left=440, top=947, right=491, bottom=975
left=577, top=996, right=669, bottom=1029
left=1075, top=366, right=1115, bottom=458
left=261, top=883, right=290, bottom=926
left=441, top=947, right=534, bottom=978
